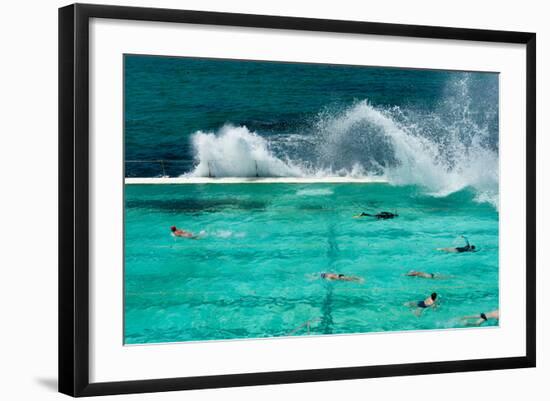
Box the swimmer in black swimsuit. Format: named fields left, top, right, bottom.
left=437, top=236, right=478, bottom=253
left=354, top=211, right=398, bottom=220
left=461, top=310, right=499, bottom=326
left=320, top=273, right=364, bottom=283
left=406, top=292, right=437, bottom=315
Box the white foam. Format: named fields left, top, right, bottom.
left=212, top=230, right=246, bottom=238
left=296, top=188, right=334, bottom=196
left=188, top=125, right=304, bottom=178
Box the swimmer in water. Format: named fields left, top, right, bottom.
left=320, top=273, right=363, bottom=283
left=406, top=292, right=437, bottom=315
left=437, top=236, right=478, bottom=253
left=170, top=226, right=199, bottom=239
left=406, top=270, right=437, bottom=279
left=354, top=211, right=398, bottom=220
left=406, top=270, right=451, bottom=280
left=461, top=310, right=499, bottom=326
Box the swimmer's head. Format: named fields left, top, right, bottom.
left=321, top=273, right=327, bottom=279
left=338, top=274, right=345, bottom=278
left=170, top=226, right=177, bottom=232
left=471, top=245, right=476, bottom=250
left=431, top=293, right=437, bottom=300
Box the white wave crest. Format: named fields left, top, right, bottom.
left=188, top=125, right=304, bottom=177
left=316, top=101, right=498, bottom=207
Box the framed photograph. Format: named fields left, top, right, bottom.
left=59, top=3, right=536, bottom=397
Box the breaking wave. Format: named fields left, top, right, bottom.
left=189, top=125, right=303, bottom=178
left=185, top=75, right=498, bottom=209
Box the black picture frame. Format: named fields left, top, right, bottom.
left=59, top=3, right=536, bottom=397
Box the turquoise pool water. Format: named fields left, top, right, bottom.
left=124, top=183, right=499, bottom=344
